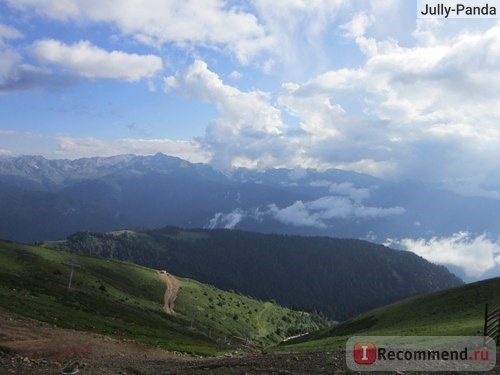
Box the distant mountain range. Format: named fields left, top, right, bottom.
left=46, top=227, right=463, bottom=320
left=2, top=153, right=500, bottom=249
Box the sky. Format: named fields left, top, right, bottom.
left=1, top=0, right=500, bottom=280
left=1, top=0, right=499, bottom=188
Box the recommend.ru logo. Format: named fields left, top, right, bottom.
left=347, top=336, right=496, bottom=372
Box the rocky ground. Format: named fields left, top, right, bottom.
left=1, top=309, right=498, bottom=374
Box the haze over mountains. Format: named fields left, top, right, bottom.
left=1, top=153, right=500, bottom=281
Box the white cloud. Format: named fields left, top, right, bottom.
left=0, top=49, right=22, bottom=85
left=0, top=24, right=80, bottom=92
left=205, top=189, right=404, bottom=230
left=389, top=232, right=500, bottom=278
left=0, top=23, right=23, bottom=87
left=0, top=130, right=210, bottom=163
left=269, top=200, right=326, bottom=228
left=207, top=209, right=245, bottom=230
left=155, top=16, right=500, bottom=193
left=328, top=182, right=370, bottom=202
left=309, top=180, right=372, bottom=201
left=32, top=39, right=162, bottom=81
left=341, top=12, right=375, bottom=38
left=269, top=195, right=404, bottom=228
left=273, top=20, right=500, bottom=188
left=252, top=0, right=346, bottom=77
left=165, top=59, right=288, bottom=169
left=8, top=0, right=272, bottom=64
left=229, top=70, right=242, bottom=80
left=0, top=23, right=23, bottom=46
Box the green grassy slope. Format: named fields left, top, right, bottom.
left=276, top=277, right=500, bottom=352
left=175, top=279, right=325, bottom=346
left=0, top=240, right=326, bottom=355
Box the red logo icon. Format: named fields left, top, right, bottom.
left=354, top=342, right=377, bottom=365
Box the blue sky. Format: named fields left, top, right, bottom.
left=1, top=0, right=500, bottom=280
left=0, top=1, right=499, bottom=186
left=0, top=0, right=500, bottom=194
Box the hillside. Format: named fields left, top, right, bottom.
left=0, top=240, right=326, bottom=356
left=277, top=277, right=500, bottom=352
left=47, top=227, right=463, bottom=321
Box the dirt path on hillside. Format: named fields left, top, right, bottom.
left=158, top=271, right=180, bottom=315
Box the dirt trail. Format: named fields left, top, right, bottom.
left=158, top=271, right=180, bottom=315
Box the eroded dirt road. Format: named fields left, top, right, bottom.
left=158, top=271, right=180, bottom=315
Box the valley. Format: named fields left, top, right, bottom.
left=1, top=234, right=496, bottom=373
left=3, top=2, right=500, bottom=372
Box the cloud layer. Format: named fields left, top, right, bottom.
left=388, top=232, right=500, bottom=278
left=0, top=131, right=210, bottom=163
left=207, top=181, right=404, bottom=231
left=269, top=195, right=405, bottom=228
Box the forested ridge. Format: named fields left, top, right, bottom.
left=48, top=227, right=463, bottom=320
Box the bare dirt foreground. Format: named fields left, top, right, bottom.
left=1, top=307, right=499, bottom=374
left=1, top=306, right=499, bottom=375
left=0, top=305, right=346, bottom=374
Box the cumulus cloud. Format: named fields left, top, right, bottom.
left=32, top=39, right=162, bottom=81
left=0, top=23, right=76, bottom=92
left=388, top=232, right=500, bottom=278
left=164, top=59, right=394, bottom=173
left=274, top=21, right=500, bottom=187
left=165, top=60, right=289, bottom=169
left=7, top=0, right=273, bottom=64
left=154, top=15, right=500, bottom=193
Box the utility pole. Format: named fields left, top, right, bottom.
left=66, top=261, right=81, bottom=290
left=190, top=307, right=197, bottom=328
